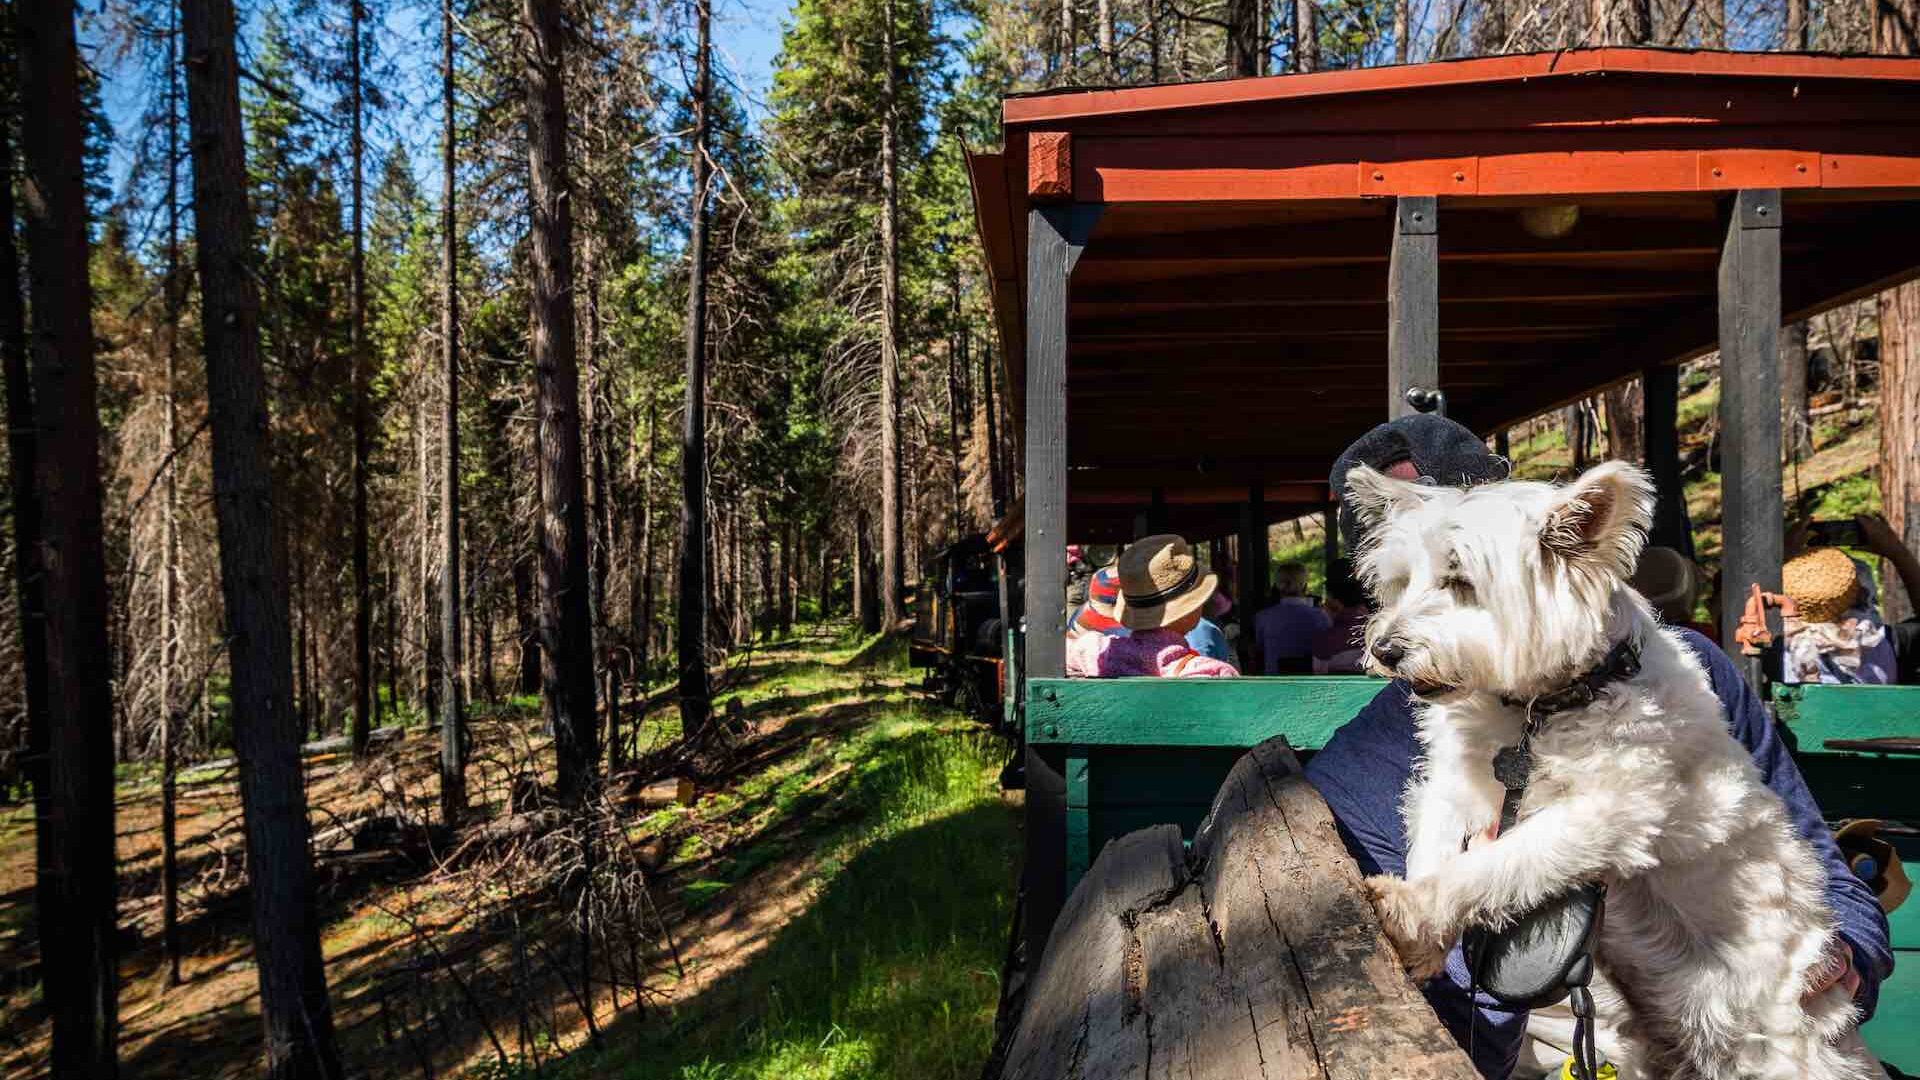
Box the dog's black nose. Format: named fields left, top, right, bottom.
left=1372, top=639, right=1407, bottom=669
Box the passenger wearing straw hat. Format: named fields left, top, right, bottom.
left=1066, top=535, right=1239, bottom=678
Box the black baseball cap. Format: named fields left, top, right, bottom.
left=1329, top=413, right=1509, bottom=551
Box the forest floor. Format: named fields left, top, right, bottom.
left=0, top=624, right=1021, bottom=1080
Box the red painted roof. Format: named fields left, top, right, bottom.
left=967, top=48, right=1920, bottom=542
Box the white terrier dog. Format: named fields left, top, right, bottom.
left=1344, top=460, right=1878, bottom=1080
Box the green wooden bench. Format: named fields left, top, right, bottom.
left=1025, top=676, right=1920, bottom=1071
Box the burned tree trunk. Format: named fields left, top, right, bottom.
left=181, top=0, right=344, bottom=1070
left=349, top=0, right=372, bottom=760
left=17, top=2, right=119, bottom=1068
left=678, top=0, right=714, bottom=744
left=878, top=0, right=905, bottom=630
left=1000, top=740, right=1478, bottom=1080
left=524, top=0, right=598, bottom=799
left=439, top=0, right=466, bottom=825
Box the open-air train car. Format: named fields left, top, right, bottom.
left=966, top=48, right=1920, bottom=1069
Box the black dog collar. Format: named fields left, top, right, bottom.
left=1504, top=636, right=1643, bottom=725
left=1489, top=635, right=1643, bottom=832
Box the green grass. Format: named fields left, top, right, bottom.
left=621, top=712, right=1012, bottom=1080
left=465, top=638, right=1017, bottom=1080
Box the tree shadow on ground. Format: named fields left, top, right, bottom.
left=570, top=795, right=1018, bottom=1080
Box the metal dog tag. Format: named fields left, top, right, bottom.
left=1493, top=742, right=1533, bottom=791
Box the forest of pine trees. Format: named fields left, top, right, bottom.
left=4, top=0, right=1918, bottom=1075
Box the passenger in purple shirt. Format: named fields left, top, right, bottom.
left=1255, top=563, right=1330, bottom=673
left=1303, top=414, right=1892, bottom=1080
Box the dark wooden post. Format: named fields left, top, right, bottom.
left=1716, top=190, right=1783, bottom=661
left=1022, top=138, right=1100, bottom=967
left=1388, top=196, right=1439, bottom=419
left=1643, top=364, right=1695, bottom=561
left=1238, top=482, right=1267, bottom=670
left=1023, top=200, right=1099, bottom=678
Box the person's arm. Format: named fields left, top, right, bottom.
left=1680, top=630, right=1894, bottom=1017
left=1858, top=512, right=1920, bottom=611
left=1304, top=690, right=1525, bottom=1080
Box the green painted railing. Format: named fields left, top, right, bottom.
left=1772, top=682, right=1920, bottom=750
left=1027, top=677, right=1920, bottom=889
left=1026, top=675, right=1385, bottom=750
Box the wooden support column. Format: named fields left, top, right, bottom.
left=1643, top=364, right=1695, bottom=561
left=1022, top=163, right=1099, bottom=969
left=1388, top=196, right=1439, bottom=419
left=1717, top=190, right=1783, bottom=661
left=1238, top=482, right=1267, bottom=671
left=1023, top=200, right=1099, bottom=679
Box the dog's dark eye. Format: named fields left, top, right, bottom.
left=1443, top=576, right=1476, bottom=603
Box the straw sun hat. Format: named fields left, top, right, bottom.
left=1783, top=547, right=1860, bottom=624
left=1113, top=534, right=1218, bottom=631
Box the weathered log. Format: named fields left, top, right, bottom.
left=1001, top=737, right=1478, bottom=1080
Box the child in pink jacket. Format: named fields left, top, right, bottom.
left=1067, top=534, right=1239, bottom=678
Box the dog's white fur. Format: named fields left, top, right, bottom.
left=1346, top=460, right=1876, bottom=1080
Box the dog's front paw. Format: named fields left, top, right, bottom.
left=1364, top=875, right=1450, bottom=980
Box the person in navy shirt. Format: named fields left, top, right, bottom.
left=1303, top=414, right=1893, bottom=1079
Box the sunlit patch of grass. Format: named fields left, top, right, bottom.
left=682, top=879, right=731, bottom=911
left=490, top=695, right=1016, bottom=1080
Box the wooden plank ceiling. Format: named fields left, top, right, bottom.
left=966, top=48, right=1920, bottom=542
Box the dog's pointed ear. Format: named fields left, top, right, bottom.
left=1541, top=462, right=1655, bottom=577
left=1343, top=464, right=1432, bottom=537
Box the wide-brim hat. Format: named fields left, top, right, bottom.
left=1114, top=534, right=1218, bottom=631
left=1783, top=547, right=1860, bottom=624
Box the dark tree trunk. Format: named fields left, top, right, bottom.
left=160, top=7, right=186, bottom=985
left=818, top=544, right=832, bottom=621
left=678, top=0, right=714, bottom=744
left=439, top=0, right=465, bottom=825
left=779, top=518, right=794, bottom=636
left=524, top=0, right=597, bottom=801
left=1226, top=0, right=1260, bottom=75
left=16, top=6, right=119, bottom=1068
left=1394, top=0, right=1409, bottom=61
left=295, top=538, right=310, bottom=735
left=1876, top=0, right=1920, bottom=621
left=879, top=0, right=905, bottom=631
left=0, top=12, right=53, bottom=1011
left=417, top=395, right=440, bottom=727
left=1603, top=380, right=1644, bottom=464
left=180, top=0, right=344, bottom=1070
left=633, top=394, right=656, bottom=694
left=348, top=0, right=372, bottom=760
left=19, top=4, right=121, bottom=1070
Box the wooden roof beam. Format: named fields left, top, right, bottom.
left=1080, top=212, right=1777, bottom=266
left=1072, top=264, right=1712, bottom=307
